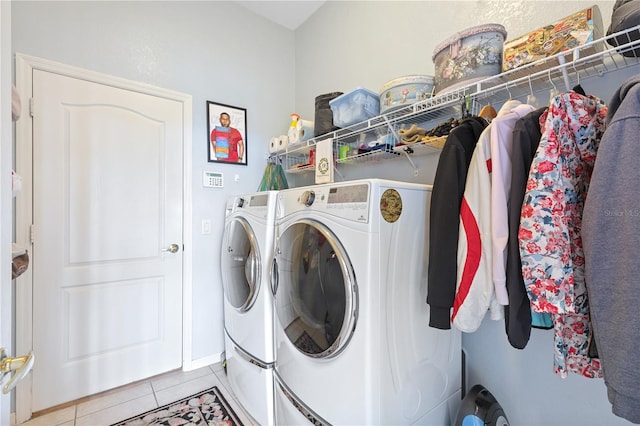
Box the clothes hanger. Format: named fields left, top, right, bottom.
left=478, top=96, right=497, bottom=121
left=548, top=69, right=560, bottom=100
left=571, top=61, right=586, bottom=96
left=526, top=75, right=540, bottom=107
left=460, top=94, right=472, bottom=118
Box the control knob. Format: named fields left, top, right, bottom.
left=301, top=190, right=315, bottom=206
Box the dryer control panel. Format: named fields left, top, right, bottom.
left=282, top=183, right=370, bottom=223
left=327, top=184, right=368, bottom=204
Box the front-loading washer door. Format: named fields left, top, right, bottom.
left=274, top=219, right=357, bottom=358
left=221, top=217, right=261, bottom=312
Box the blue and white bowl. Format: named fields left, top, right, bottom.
left=379, top=75, right=435, bottom=114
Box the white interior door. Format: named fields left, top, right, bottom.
left=30, top=69, right=184, bottom=411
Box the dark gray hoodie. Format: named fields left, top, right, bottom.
left=583, top=74, right=640, bottom=424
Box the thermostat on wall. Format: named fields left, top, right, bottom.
left=203, top=171, right=223, bottom=188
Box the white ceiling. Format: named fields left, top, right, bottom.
left=236, top=1, right=326, bottom=30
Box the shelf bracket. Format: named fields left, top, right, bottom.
left=557, top=54, right=573, bottom=91
left=381, top=116, right=401, bottom=146
left=400, top=146, right=419, bottom=177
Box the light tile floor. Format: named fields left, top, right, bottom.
left=18, top=362, right=258, bottom=426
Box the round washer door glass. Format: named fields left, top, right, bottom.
left=221, top=218, right=260, bottom=311
left=274, top=219, right=357, bottom=358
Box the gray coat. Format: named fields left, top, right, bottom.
left=583, top=74, right=640, bottom=424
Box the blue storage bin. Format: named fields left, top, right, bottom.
left=329, top=87, right=380, bottom=128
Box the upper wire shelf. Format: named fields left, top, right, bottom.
left=274, top=25, right=640, bottom=168
left=454, top=24, right=640, bottom=104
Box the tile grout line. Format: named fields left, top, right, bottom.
left=150, top=379, right=160, bottom=410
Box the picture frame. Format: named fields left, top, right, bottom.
left=207, top=101, right=247, bottom=165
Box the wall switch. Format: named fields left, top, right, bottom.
left=202, top=219, right=211, bottom=235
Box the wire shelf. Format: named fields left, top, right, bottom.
left=285, top=164, right=315, bottom=174
left=275, top=25, right=640, bottom=172
left=393, top=136, right=447, bottom=156
left=465, top=24, right=640, bottom=104
left=336, top=146, right=400, bottom=165
left=280, top=152, right=311, bottom=174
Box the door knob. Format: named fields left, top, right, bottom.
left=0, top=348, right=34, bottom=394
left=161, top=243, right=180, bottom=253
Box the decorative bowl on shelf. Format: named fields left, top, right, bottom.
left=432, top=23, right=507, bottom=95
left=379, top=75, right=435, bottom=114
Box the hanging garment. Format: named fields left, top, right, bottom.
left=583, top=75, right=640, bottom=423
left=427, top=116, right=488, bottom=330
left=452, top=101, right=522, bottom=332
left=452, top=123, right=496, bottom=332
left=258, top=161, right=289, bottom=191
left=489, top=103, right=536, bottom=306
left=519, top=91, right=607, bottom=378
left=504, top=107, right=553, bottom=350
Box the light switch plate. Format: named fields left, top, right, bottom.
left=202, top=219, right=211, bottom=234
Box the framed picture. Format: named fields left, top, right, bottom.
left=207, top=101, right=247, bottom=165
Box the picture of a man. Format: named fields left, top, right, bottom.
left=210, top=111, right=245, bottom=163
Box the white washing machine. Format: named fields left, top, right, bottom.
left=272, top=179, right=462, bottom=425
left=221, top=191, right=278, bottom=426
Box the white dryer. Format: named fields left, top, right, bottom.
left=221, top=191, right=278, bottom=426
left=272, top=179, right=461, bottom=425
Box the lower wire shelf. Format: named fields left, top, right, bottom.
left=336, top=147, right=400, bottom=165
left=392, top=136, right=447, bottom=156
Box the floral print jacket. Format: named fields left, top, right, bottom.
left=519, top=91, right=607, bottom=378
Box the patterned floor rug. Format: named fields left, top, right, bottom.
left=111, top=386, right=244, bottom=426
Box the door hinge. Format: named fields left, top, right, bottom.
left=29, top=224, right=35, bottom=245
left=29, top=98, right=34, bottom=118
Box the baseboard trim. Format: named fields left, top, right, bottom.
left=187, top=352, right=223, bottom=371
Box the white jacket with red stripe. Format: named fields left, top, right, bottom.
left=452, top=101, right=522, bottom=332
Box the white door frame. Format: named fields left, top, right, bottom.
left=0, top=3, right=11, bottom=425
left=14, top=53, right=194, bottom=423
